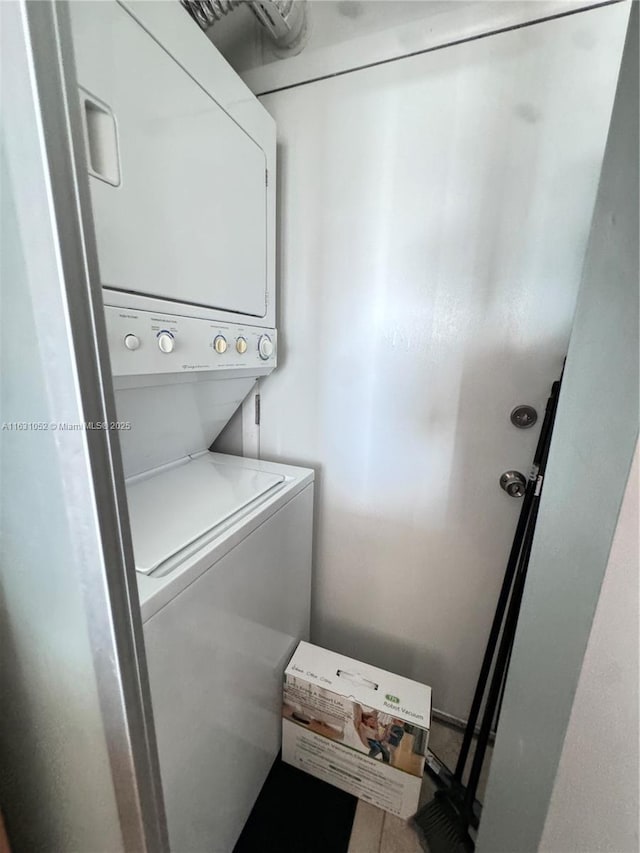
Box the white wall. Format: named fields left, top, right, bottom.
left=478, top=4, right=638, bottom=848
left=209, top=0, right=610, bottom=95
left=540, top=443, right=639, bottom=853
left=257, top=4, right=628, bottom=719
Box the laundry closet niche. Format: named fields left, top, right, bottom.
left=210, top=1, right=630, bottom=720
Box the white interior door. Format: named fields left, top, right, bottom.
left=258, top=4, right=629, bottom=719
left=70, top=1, right=268, bottom=317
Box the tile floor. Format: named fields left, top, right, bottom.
left=347, top=720, right=493, bottom=853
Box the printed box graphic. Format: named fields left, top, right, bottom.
left=282, top=642, right=432, bottom=819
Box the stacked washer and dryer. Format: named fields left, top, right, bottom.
left=70, top=3, right=313, bottom=850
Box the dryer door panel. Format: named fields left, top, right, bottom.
left=71, top=1, right=267, bottom=317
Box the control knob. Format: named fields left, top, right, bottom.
left=124, top=334, right=140, bottom=351
left=214, top=335, right=228, bottom=354
left=157, top=331, right=175, bottom=353
left=258, top=335, right=274, bottom=360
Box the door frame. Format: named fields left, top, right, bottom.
left=3, top=2, right=169, bottom=848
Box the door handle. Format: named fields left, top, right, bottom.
left=80, top=88, right=120, bottom=186
left=500, top=470, right=526, bottom=498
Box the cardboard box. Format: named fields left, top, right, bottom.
left=282, top=642, right=432, bottom=819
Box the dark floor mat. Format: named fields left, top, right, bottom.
left=233, top=758, right=357, bottom=853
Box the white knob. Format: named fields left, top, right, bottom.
left=236, top=336, right=248, bottom=354
left=157, top=332, right=174, bottom=353
left=124, top=334, right=140, bottom=351
left=258, top=335, right=274, bottom=360
left=214, top=335, right=228, bottom=354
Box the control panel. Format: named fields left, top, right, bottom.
left=105, top=306, right=277, bottom=377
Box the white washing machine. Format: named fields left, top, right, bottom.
left=105, top=311, right=313, bottom=853
left=70, top=4, right=313, bottom=850
left=131, top=449, right=313, bottom=852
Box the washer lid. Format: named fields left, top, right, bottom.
left=126, top=455, right=284, bottom=575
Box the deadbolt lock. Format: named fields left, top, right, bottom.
left=510, top=405, right=538, bottom=429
